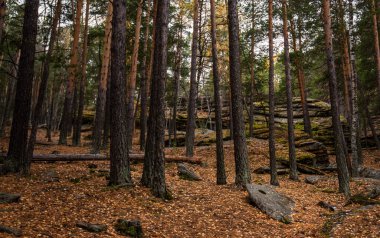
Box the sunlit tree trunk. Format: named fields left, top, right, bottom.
left=126, top=0, right=144, bottom=148
left=59, top=0, right=83, bottom=145
left=371, top=0, right=380, bottom=94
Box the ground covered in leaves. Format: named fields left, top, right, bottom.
left=0, top=131, right=379, bottom=237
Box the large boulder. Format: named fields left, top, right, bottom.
left=246, top=184, right=295, bottom=223
left=177, top=163, right=202, bottom=181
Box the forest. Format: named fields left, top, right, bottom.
left=0, top=0, right=379, bottom=237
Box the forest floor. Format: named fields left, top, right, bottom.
left=0, top=130, right=379, bottom=237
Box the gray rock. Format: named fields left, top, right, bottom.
left=0, top=224, right=22, bottom=237
left=43, top=170, right=59, bottom=182
left=305, top=175, right=324, bottom=185
left=0, top=193, right=21, bottom=204
left=76, top=222, right=107, bottom=233
left=177, top=163, right=202, bottom=181
left=359, top=167, right=380, bottom=180
left=246, top=184, right=295, bottom=223
left=115, top=219, right=143, bottom=237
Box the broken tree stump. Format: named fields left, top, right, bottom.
left=246, top=184, right=295, bottom=223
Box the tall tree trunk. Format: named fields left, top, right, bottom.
left=228, top=0, right=251, bottom=187
left=59, top=0, right=83, bottom=145
left=0, top=0, right=6, bottom=44
left=289, top=18, right=312, bottom=136
left=249, top=1, right=255, bottom=138
left=126, top=0, right=144, bottom=149
left=338, top=0, right=353, bottom=123
left=268, top=0, right=279, bottom=186
left=185, top=0, right=199, bottom=157
left=372, top=0, right=380, bottom=95
left=0, top=50, right=19, bottom=137
left=282, top=0, right=298, bottom=181
left=73, top=0, right=90, bottom=146
left=27, top=0, right=62, bottom=164
left=92, top=2, right=113, bottom=153
left=172, top=6, right=183, bottom=147
left=348, top=0, right=360, bottom=175
left=5, top=0, right=39, bottom=175
left=139, top=0, right=151, bottom=151
left=141, top=0, right=158, bottom=187
left=322, top=0, right=350, bottom=197
left=109, top=0, right=131, bottom=186
left=210, top=0, right=227, bottom=185
left=149, top=0, right=170, bottom=199
left=365, top=103, right=380, bottom=149
left=102, top=68, right=111, bottom=148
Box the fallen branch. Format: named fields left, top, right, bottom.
left=0, top=153, right=202, bottom=164
left=278, top=159, right=326, bottom=175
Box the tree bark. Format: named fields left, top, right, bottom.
left=282, top=0, right=298, bottom=181
left=211, top=0, right=226, bottom=185
left=322, top=0, right=350, bottom=197
left=5, top=0, right=39, bottom=175
left=59, top=0, right=83, bottom=145
left=126, top=0, right=144, bottom=149
left=27, top=0, right=62, bottom=165
left=73, top=0, right=90, bottom=146
left=372, top=0, right=380, bottom=94
left=185, top=0, right=199, bottom=157
left=0, top=0, right=6, bottom=44
left=149, top=0, right=170, bottom=199
left=92, top=2, right=113, bottom=153
left=249, top=1, right=255, bottom=139
left=109, top=0, right=131, bottom=186
left=139, top=0, right=152, bottom=151
left=228, top=0, right=251, bottom=187
left=141, top=0, right=158, bottom=187
left=268, top=0, right=279, bottom=186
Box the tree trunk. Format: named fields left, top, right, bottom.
left=0, top=51, right=19, bottom=137
left=249, top=1, right=255, bottom=139
left=228, top=0, right=251, bottom=187
left=102, top=68, right=111, bottom=148
left=172, top=6, right=183, bottom=147
left=126, top=0, right=144, bottom=149
left=109, top=0, right=131, bottom=186
left=73, top=0, right=90, bottom=146
left=210, top=0, right=227, bottom=185
left=139, top=0, right=151, bottom=151
left=348, top=0, right=360, bottom=176
left=268, top=0, right=279, bottom=186
left=282, top=0, right=298, bottom=181
left=0, top=0, right=6, bottom=43
left=372, top=0, right=380, bottom=94
left=141, top=0, right=158, bottom=187
left=322, top=0, right=350, bottom=197
left=27, top=0, right=62, bottom=164
left=92, top=2, right=113, bottom=153
left=5, top=0, right=39, bottom=175
left=185, top=0, right=199, bottom=157
left=149, top=0, right=170, bottom=199
left=59, top=0, right=83, bottom=145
